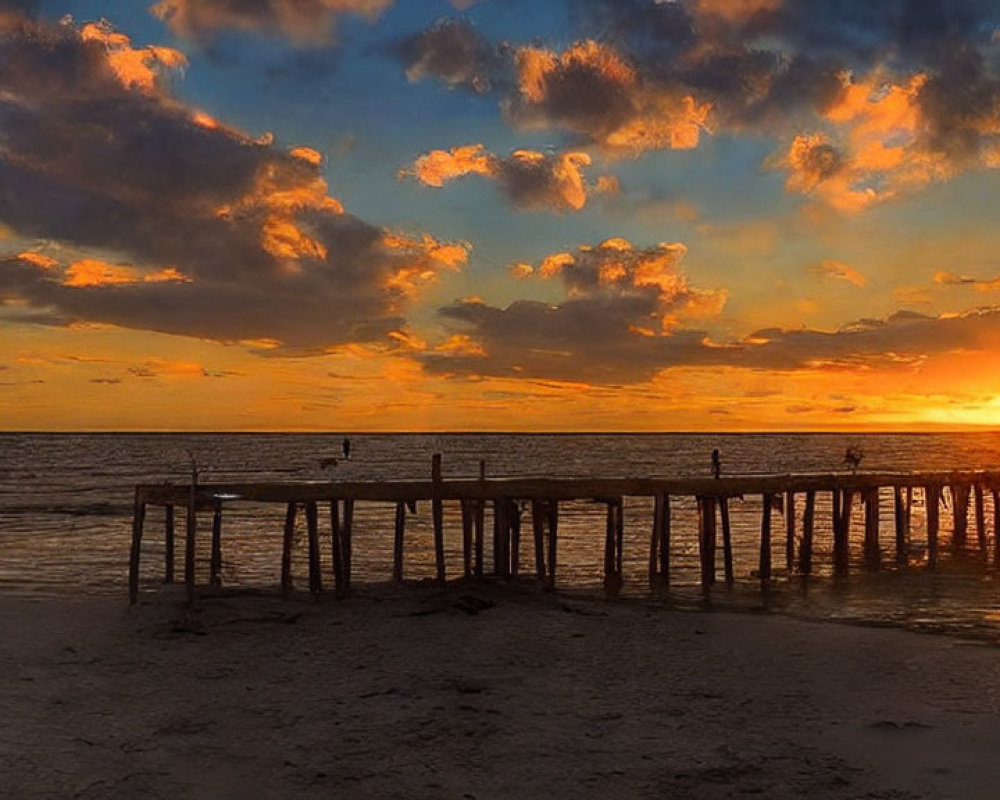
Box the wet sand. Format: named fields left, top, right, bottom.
left=2, top=583, right=999, bottom=799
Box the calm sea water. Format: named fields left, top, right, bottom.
left=3, top=432, right=1000, bottom=638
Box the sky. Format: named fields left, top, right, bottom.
left=4, top=0, right=1000, bottom=431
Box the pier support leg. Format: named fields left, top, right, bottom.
left=393, top=501, right=406, bottom=584
left=432, top=454, right=445, bottom=585
left=306, top=500, right=322, bottom=596
left=604, top=498, right=623, bottom=598
left=893, top=487, right=910, bottom=566
left=951, top=484, right=970, bottom=552
left=510, top=501, right=521, bottom=578
left=532, top=500, right=546, bottom=585
left=342, top=499, right=354, bottom=592
left=925, top=485, right=940, bottom=569
left=210, top=501, right=223, bottom=587
left=974, top=484, right=987, bottom=559
left=800, top=490, right=815, bottom=576
left=474, top=501, right=485, bottom=578
left=785, top=491, right=795, bottom=574
left=864, top=488, right=880, bottom=570
left=759, top=493, right=772, bottom=585
left=281, top=502, right=296, bottom=599
left=164, top=504, right=175, bottom=584
left=330, top=501, right=344, bottom=595
left=546, top=501, right=558, bottom=591
left=649, top=493, right=671, bottom=589
left=185, top=472, right=197, bottom=603
left=697, top=497, right=717, bottom=591
left=460, top=500, right=472, bottom=580
left=128, top=490, right=146, bottom=605
left=833, top=489, right=853, bottom=576
left=720, top=497, right=734, bottom=588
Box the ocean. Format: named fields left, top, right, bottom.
left=3, top=432, right=1000, bottom=639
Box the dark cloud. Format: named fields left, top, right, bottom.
left=392, top=17, right=507, bottom=94
left=0, top=15, right=466, bottom=352
left=423, top=274, right=1000, bottom=384
left=149, top=0, right=394, bottom=46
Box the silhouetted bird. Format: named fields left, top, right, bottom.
left=844, top=446, right=864, bottom=471
left=711, top=448, right=721, bottom=479
left=342, top=438, right=351, bottom=460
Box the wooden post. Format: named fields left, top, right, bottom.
left=281, top=502, right=296, bottom=598
left=696, top=498, right=708, bottom=590
left=974, top=484, right=987, bottom=558
left=759, top=493, right=772, bottom=583
left=659, top=494, right=670, bottom=585
left=863, top=487, right=880, bottom=569
left=330, top=500, right=344, bottom=595
left=510, top=501, right=521, bottom=578
left=720, top=496, right=734, bottom=588
left=532, top=500, right=547, bottom=584
left=164, top=504, right=175, bottom=583
left=649, top=493, right=668, bottom=588
left=185, top=464, right=197, bottom=602
left=342, top=498, right=354, bottom=592
left=393, top=501, right=406, bottom=583
left=705, top=497, right=717, bottom=587
left=784, top=491, right=795, bottom=574
left=604, top=500, right=617, bottom=597
left=460, top=500, right=473, bottom=580
left=306, top=500, right=322, bottom=596
left=493, top=498, right=508, bottom=578
left=799, top=490, right=815, bottom=575
left=925, top=485, right=940, bottom=568
left=431, top=454, right=445, bottom=584
left=210, top=500, right=223, bottom=587
left=893, top=486, right=909, bottom=566
left=833, top=489, right=853, bottom=576
left=474, top=500, right=485, bottom=578
left=546, top=500, right=558, bottom=590
left=993, top=490, right=1000, bottom=568
left=128, top=488, right=146, bottom=605
left=951, top=483, right=970, bottom=552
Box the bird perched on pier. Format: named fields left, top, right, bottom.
left=844, top=446, right=864, bottom=472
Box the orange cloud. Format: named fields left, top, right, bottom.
left=809, top=259, right=867, bottom=287
left=80, top=21, right=186, bottom=93
left=406, top=144, right=600, bottom=212
left=507, top=40, right=711, bottom=156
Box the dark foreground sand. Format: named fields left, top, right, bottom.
left=2, top=584, right=999, bottom=799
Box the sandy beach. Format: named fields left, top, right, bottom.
left=2, top=583, right=999, bottom=799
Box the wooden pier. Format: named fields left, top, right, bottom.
left=128, top=461, right=1000, bottom=604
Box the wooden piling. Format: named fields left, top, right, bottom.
left=799, top=490, right=815, bottom=575
left=164, top=504, right=175, bottom=584
left=431, top=454, right=445, bottom=585
left=784, top=491, right=795, bottom=574
left=863, top=487, right=880, bottom=569
left=719, top=496, right=734, bottom=588
left=993, top=489, right=1000, bottom=568
left=185, top=466, right=197, bottom=601
left=393, top=500, right=406, bottom=583
left=603, top=498, right=624, bottom=597
left=546, top=500, right=558, bottom=590
left=759, top=493, right=772, bottom=583
left=510, top=501, right=521, bottom=578
left=974, top=484, right=987, bottom=558
left=210, top=501, right=223, bottom=587
left=474, top=500, right=485, bottom=578
left=306, top=500, right=322, bottom=595
left=460, top=500, right=473, bottom=580
left=342, top=498, right=354, bottom=592
left=128, top=488, right=146, bottom=605
left=330, top=500, right=344, bottom=594
left=951, top=483, right=970, bottom=551
left=493, top=497, right=507, bottom=578
left=893, top=486, right=910, bottom=565
left=833, top=489, right=853, bottom=576
left=649, top=493, right=669, bottom=588
left=281, top=502, right=296, bottom=598
left=532, top=500, right=546, bottom=584
left=925, top=485, right=940, bottom=568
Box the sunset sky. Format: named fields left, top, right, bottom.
left=4, top=0, right=1000, bottom=430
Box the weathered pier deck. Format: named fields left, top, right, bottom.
left=128, top=461, right=1000, bottom=604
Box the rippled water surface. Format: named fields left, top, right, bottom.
left=4, top=432, right=1000, bottom=639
